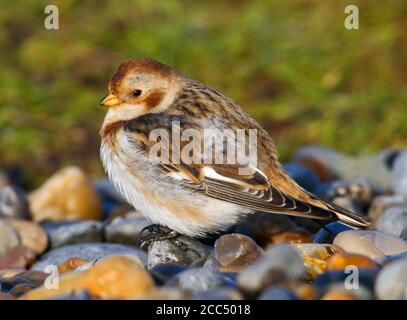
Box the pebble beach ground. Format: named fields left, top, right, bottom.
left=1, top=145, right=407, bottom=300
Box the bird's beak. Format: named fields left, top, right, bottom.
left=100, top=93, right=121, bottom=107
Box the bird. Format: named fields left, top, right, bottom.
left=99, top=57, right=369, bottom=238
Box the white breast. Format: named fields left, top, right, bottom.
left=100, top=129, right=251, bottom=237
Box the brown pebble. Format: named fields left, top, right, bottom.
left=3, top=218, right=48, bottom=254
left=58, top=257, right=89, bottom=274
left=325, top=253, right=378, bottom=271
left=16, top=270, right=49, bottom=286
left=214, top=234, right=262, bottom=271
left=0, top=246, right=37, bottom=269
left=269, top=228, right=313, bottom=245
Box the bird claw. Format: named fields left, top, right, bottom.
left=138, top=224, right=188, bottom=251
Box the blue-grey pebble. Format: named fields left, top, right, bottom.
left=42, top=220, right=103, bottom=249
left=375, top=207, right=407, bottom=240
left=375, top=258, right=407, bottom=300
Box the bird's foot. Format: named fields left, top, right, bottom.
left=138, top=224, right=188, bottom=251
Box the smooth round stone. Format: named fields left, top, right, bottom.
left=214, top=234, right=262, bottom=272
left=3, top=218, right=48, bottom=254
left=392, top=151, right=407, bottom=196
left=147, top=236, right=211, bottom=269
left=313, top=221, right=353, bottom=244
left=283, top=163, right=320, bottom=192
left=0, top=220, right=20, bottom=257
left=314, top=268, right=378, bottom=291
left=375, top=207, right=407, bottom=239
left=150, top=263, right=187, bottom=285
left=191, top=289, right=243, bottom=300
left=0, top=186, right=29, bottom=219
left=258, top=286, right=299, bottom=300
left=333, top=230, right=407, bottom=259
left=325, top=253, right=378, bottom=271
left=375, top=258, right=407, bottom=300
left=368, top=194, right=407, bottom=224
left=57, top=257, right=89, bottom=274
left=28, top=166, right=103, bottom=222
left=166, top=268, right=236, bottom=293
left=268, top=228, right=312, bottom=246
left=30, top=243, right=147, bottom=271
left=104, top=213, right=151, bottom=245
left=42, top=220, right=103, bottom=249
left=0, top=246, right=37, bottom=269
left=237, top=244, right=305, bottom=294
left=77, top=256, right=155, bottom=299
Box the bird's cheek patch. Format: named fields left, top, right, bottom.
left=142, top=89, right=164, bottom=109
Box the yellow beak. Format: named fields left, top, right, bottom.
left=100, top=94, right=121, bottom=107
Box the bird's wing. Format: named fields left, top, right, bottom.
left=160, top=162, right=337, bottom=220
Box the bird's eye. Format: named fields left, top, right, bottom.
left=133, top=89, right=142, bottom=97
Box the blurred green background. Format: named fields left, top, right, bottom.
left=0, top=0, right=406, bottom=187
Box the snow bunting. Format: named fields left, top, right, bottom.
left=100, top=58, right=369, bottom=237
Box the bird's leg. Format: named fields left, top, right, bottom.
left=138, top=224, right=188, bottom=251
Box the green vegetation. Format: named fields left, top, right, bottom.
left=0, top=0, right=406, bottom=186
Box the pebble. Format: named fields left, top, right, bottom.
left=331, top=197, right=364, bottom=216
left=57, top=257, right=89, bottom=274
left=375, top=258, right=407, bottom=300
left=93, top=178, right=126, bottom=205
left=8, top=283, right=37, bottom=297
left=237, top=244, right=305, bottom=294
left=333, top=230, right=407, bottom=259
left=375, top=207, right=407, bottom=239
left=42, top=220, right=103, bottom=249
left=23, top=256, right=155, bottom=300
left=166, top=268, right=236, bottom=293
left=368, top=194, right=407, bottom=224
left=0, top=220, right=20, bottom=257
left=149, top=263, right=187, bottom=285
left=28, top=166, right=103, bottom=222
left=30, top=243, right=147, bottom=272
left=313, top=221, right=353, bottom=244
left=104, top=213, right=151, bottom=245
left=325, top=253, right=378, bottom=271
left=0, top=186, right=30, bottom=219
left=77, top=256, right=155, bottom=299
left=392, top=151, right=407, bottom=196
left=291, top=243, right=343, bottom=278
left=0, top=246, right=37, bottom=269
left=258, top=286, right=299, bottom=300
left=283, top=163, right=320, bottom=192
left=0, top=268, right=26, bottom=279
left=16, top=270, right=48, bottom=286
left=147, top=235, right=211, bottom=269
left=214, top=234, right=262, bottom=272
left=268, top=228, right=313, bottom=245
left=3, top=218, right=48, bottom=254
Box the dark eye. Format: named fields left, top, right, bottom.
left=133, top=89, right=142, bottom=97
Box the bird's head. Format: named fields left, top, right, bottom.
left=100, top=58, right=185, bottom=125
